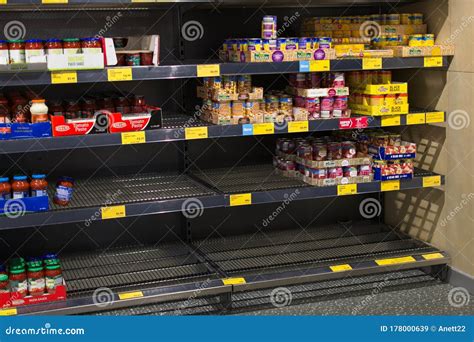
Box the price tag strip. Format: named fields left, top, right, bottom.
left=424, top=56, right=443, bottom=68
left=197, top=64, right=220, bottom=77
left=229, top=193, right=252, bottom=207
left=330, top=264, right=352, bottom=272
left=423, top=175, right=441, bottom=188
left=101, top=205, right=126, bottom=220
left=406, top=113, right=425, bottom=125
left=288, top=121, right=309, bottom=133
left=425, top=111, right=445, bottom=123
left=185, top=127, right=208, bottom=140
left=381, top=180, right=400, bottom=192
left=362, top=57, right=382, bottom=70
left=51, top=71, right=77, bottom=84
left=107, top=68, right=133, bottom=82
left=121, top=131, right=146, bottom=145
left=222, top=277, right=246, bottom=285
left=0, top=308, right=17, bottom=316
left=422, top=253, right=444, bottom=260
left=375, top=256, right=416, bottom=266
left=337, top=184, right=357, bottom=196
left=118, top=291, right=144, bottom=300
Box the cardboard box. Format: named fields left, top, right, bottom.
left=355, top=82, right=408, bottom=95
left=1, top=281, right=66, bottom=309
left=387, top=45, right=455, bottom=57
left=0, top=195, right=49, bottom=215
left=296, top=156, right=372, bottom=169
left=350, top=103, right=409, bottom=115
left=369, top=142, right=417, bottom=160
left=0, top=122, right=52, bottom=140
left=226, top=48, right=336, bottom=63
left=105, top=36, right=160, bottom=66
left=303, top=174, right=373, bottom=187
left=288, top=86, right=350, bottom=98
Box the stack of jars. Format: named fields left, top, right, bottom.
left=0, top=174, right=48, bottom=200
left=0, top=254, right=63, bottom=297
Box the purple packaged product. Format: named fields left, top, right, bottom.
left=298, top=37, right=311, bottom=50
left=286, top=38, right=298, bottom=50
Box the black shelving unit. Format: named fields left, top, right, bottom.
left=0, top=0, right=451, bottom=317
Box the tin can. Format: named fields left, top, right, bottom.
left=248, top=38, right=262, bottom=51
left=297, top=143, right=312, bottom=159
left=309, top=168, right=327, bottom=179
left=311, top=37, right=319, bottom=49
left=312, top=142, right=327, bottom=161
left=319, top=37, right=332, bottom=49
left=386, top=14, right=400, bottom=25
left=413, top=13, right=423, bottom=24
left=401, top=14, right=410, bottom=25
left=277, top=38, right=287, bottom=50
left=358, top=164, right=372, bottom=176
left=343, top=166, right=358, bottom=177
left=286, top=38, right=298, bottom=50
left=328, top=167, right=343, bottom=178
left=298, top=37, right=311, bottom=50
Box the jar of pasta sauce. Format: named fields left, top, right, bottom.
left=30, top=174, right=48, bottom=197
left=0, top=265, right=8, bottom=294
left=25, top=39, right=45, bottom=61
left=81, top=37, right=102, bottom=54
left=63, top=38, right=81, bottom=54
left=27, top=258, right=45, bottom=296
left=48, top=100, right=64, bottom=116
left=0, top=40, right=9, bottom=63
left=81, top=99, right=96, bottom=118
left=341, top=141, right=356, bottom=159
left=0, top=177, right=11, bottom=200
left=44, top=254, right=63, bottom=293
left=0, top=97, right=10, bottom=123
left=45, top=39, right=63, bottom=55
left=64, top=100, right=80, bottom=119
left=9, top=258, right=27, bottom=297
left=10, top=96, right=29, bottom=123
left=12, top=175, right=29, bottom=199
left=54, top=176, right=74, bottom=206
left=8, top=40, right=25, bottom=64
left=312, top=142, right=327, bottom=161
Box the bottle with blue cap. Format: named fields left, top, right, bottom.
left=31, top=174, right=48, bottom=197
left=0, top=176, right=11, bottom=200
left=12, top=175, right=29, bottom=199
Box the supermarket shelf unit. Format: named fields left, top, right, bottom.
left=0, top=0, right=450, bottom=316
left=0, top=110, right=445, bottom=154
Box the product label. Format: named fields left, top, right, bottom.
left=185, top=127, right=208, bottom=140
left=10, top=278, right=27, bottom=293
left=288, top=121, right=309, bottom=133
left=51, top=71, right=78, bottom=84
left=229, top=193, right=252, bottom=207
left=381, top=180, right=400, bottom=192
left=55, top=186, right=73, bottom=201
left=362, top=57, right=382, bottom=70
left=406, top=113, right=425, bottom=125
left=423, top=175, right=441, bottom=187
left=381, top=115, right=401, bottom=127
left=197, top=64, right=220, bottom=77
left=82, top=48, right=102, bottom=54
left=425, top=111, right=445, bottom=123
left=121, top=131, right=146, bottom=145
left=118, top=291, right=144, bottom=300
left=63, top=48, right=81, bottom=55
left=424, top=56, right=443, bottom=67
left=1, top=192, right=11, bottom=200
left=9, top=50, right=25, bottom=64
left=337, top=183, right=357, bottom=196
left=101, top=205, right=126, bottom=220
left=253, top=123, right=274, bottom=135
left=222, top=277, right=246, bottom=285
left=46, top=275, right=63, bottom=290
left=13, top=191, right=28, bottom=199
left=309, top=60, right=330, bottom=72
left=25, top=50, right=45, bottom=60
left=107, top=68, right=133, bottom=82
left=31, top=189, right=48, bottom=197
left=47, top=48, right=63, bottom=55
left=0, top=308, right=18, bottom=316
left=28, top=277, right=46, bottom=293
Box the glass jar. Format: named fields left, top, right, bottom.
left=8, top=40, right=25, bottom=64
left=44, top=255, right=63, bottom=294
left=30, top=99, right=49, bottom=123
left=0, top=40, right=9, bottom=63
left=132, top=95, right=146, bottom=113
left=63, top=100, right=80, bottom=119
left=0, top=177, right=11, bottom=200
left=81, top=37, right=102, bottom=54
left=9, top=258, right=27, bottom=298
left=10, top=96, right=29, bottom=123
left=53, top=176, right=74, bottom=206
left=11, top=175, right=29, bottom=199
left=140, top=52, right=153, bottom=65
left=27, top=258, right=45, bottom=296
left=45, top=39, right=63, bottom=55
left=0, top=97, right=10, bottom=123
left=25, top=39, right=45, bottom=61
left=63, top=38, right=81, bottom=54
left=30, top=174, right=48, bottom=197
left=125, top=53, right=140, bottom=66
left=48, top=99, right=64, bottom=116
left=81, top=99, right=96, bottom=118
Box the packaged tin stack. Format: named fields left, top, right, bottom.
left=347, top=71, right=409, bottom=116
left=288, top=72, right=351, bottom=120
left=363, top=130, right=416, bottom=180
left=274, top=134, right=373, bottom=187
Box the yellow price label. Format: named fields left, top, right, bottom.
left=229, top=193, right=252, bottom=207
left=288, top=121, right=309, bottom=133
left=0, top=308, right=17, bottom=316
left=101, top=205, right=126, bottom=220
left=121, top=131, right=146, bottom=145
left=197, top=64, right=220, bottom=77
left=253, top=123, right=274, bottom=135
left=381, top=115, right=401, bottom=127
left=375, top=256, right=416, bottom=266
left=118, top=291, right=144, bottom=300
left=185, top=127, right=208, bottom=140
left=362, top=57, right=382, bottom=70
left=107, top=68, right=133, bottom=82
left=422, top=253, right=444, bottom=260
left=309, top=60, right=330, bottom=72
left=406, top=113, right=426, bottom=125
left=42, top=0, right=68, bottom=3
left=330, top=264, right=352, bottom=272
left=337, top=183, right=357, bottom=196
left=0, top=0, right=6, bottom=4
left=426, top=111, right=445, bottom=123
left=381, top=180, right=400, bottom=192
left=51, top=71, right=77, bottom=84
left=423, top=175, right=441, bottom=187
left=222, top=277, right=246, bottom=285
left=424, top=56, right=443, bottom=68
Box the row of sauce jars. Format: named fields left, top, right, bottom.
left=1, top=254, right=63, bottom=297
left=0, top=174, right=48, bottom=200
left=0, top=38, right=102, bottom=64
